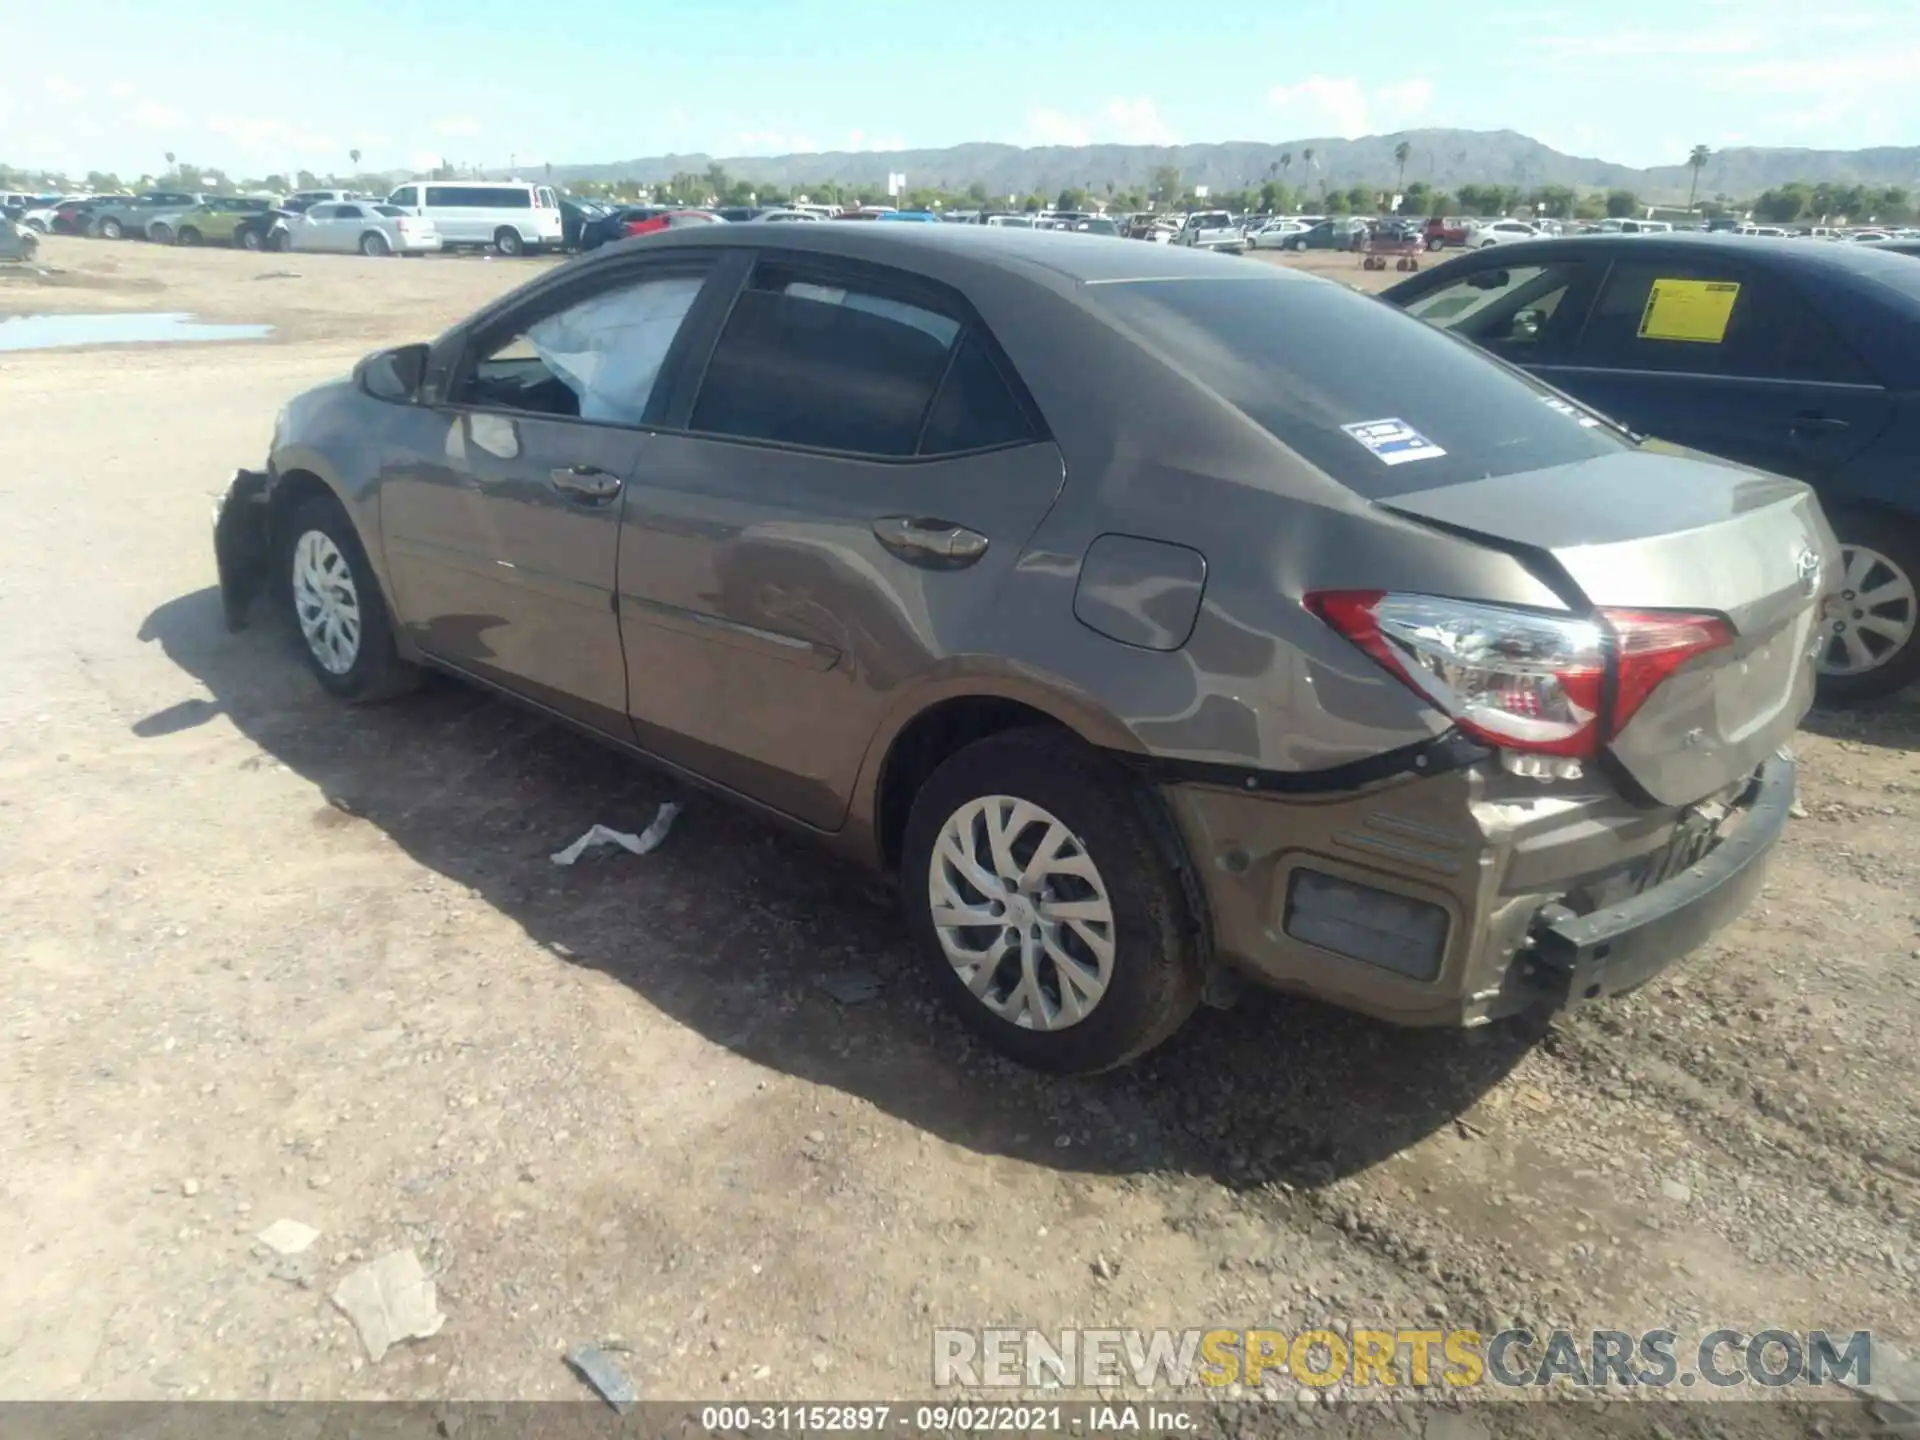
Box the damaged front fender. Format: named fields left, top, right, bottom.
left=213, top=468, right=272, bottom=631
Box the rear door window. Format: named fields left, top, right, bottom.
left=1401, top=259, right=1595, bottom=359
left=688, top=262, right=962, bottom=457
left=1089, top=274, right=1628, bottom=498
left=1574, top=260, right=1878, bottom=384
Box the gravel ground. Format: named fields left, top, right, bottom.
left=2, top=236, right=1916, bottom=1425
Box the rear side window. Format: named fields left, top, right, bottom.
left=689, top=264, right=960, bottom=457
left=919, top=333, right=1035, bottom=453
left=1090, top=275, right=1627, bottom=498
left=1577, top=261, right=1877, bottom=385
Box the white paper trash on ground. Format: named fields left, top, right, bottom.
left=331, top=1248, right=445, bottom=1362
left=551, top=802, right=682, bottom=866
left=256, top=1218, right=319, bottom=1256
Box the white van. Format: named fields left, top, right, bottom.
left=385, top=181, right=563, bottom=255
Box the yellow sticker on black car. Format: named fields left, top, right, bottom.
left=1637, top=278, right=1740, bottom=343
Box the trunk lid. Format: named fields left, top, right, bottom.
left=1381, top=449, right=1836, bottom=807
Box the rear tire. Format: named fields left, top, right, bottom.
left=1815, top=514, right=1920, bottom=705
left=149, top=222, right=173, bottom=245
left=900, top=728, right=1204, bottom=1074
left=239, top=228, right=263, bottom=251
left=282, top=495, right=419, bottom=703
left=359, top=231, right=391, bottom=257
left=97, top=217, right=123, bottom=239
left=493, top=227, right=524, bottom=257
left=177, top=225, right=201, bottom=246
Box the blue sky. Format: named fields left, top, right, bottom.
left=6, top=0, right=1916, bottom=179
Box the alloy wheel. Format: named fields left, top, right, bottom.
left=927, top=795, right=1115, bottom=1031
left=1820, top=543, right=1917, bottom=677
left=291, top=530, right=363, bottom=676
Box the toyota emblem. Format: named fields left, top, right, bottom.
left=1794, top=545, right=1822, bottom=598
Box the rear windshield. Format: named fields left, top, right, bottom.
left=1088, top=275, right=1628, bottom=497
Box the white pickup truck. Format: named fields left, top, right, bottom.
left=1169, top=210, right=1245, bottom=254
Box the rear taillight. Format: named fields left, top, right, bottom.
left=1305, top=592, right=1732, bottom=759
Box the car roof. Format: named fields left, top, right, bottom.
left=1449, top=229, right=1920, bottom=283
left=601, top=215, right=1283, bottom=287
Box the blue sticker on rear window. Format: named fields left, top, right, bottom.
left=1340, top=418, right=1446, bottom=466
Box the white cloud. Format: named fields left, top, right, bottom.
left=1266, top=75, right=1433, bottom=138
left=131, top=102, right=186, bottom=130
left=434, top=117, right=481, bottom=138
left=733, top=130, right=822, bottom=154
left=43, top=76, right=86, bottom=104
left=1022, top=97, right=1177, bottom=148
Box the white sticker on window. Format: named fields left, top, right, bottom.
left=1340, top=418, right=1446, bottom=466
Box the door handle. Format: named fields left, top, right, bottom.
left=871, top=516, right=990, bottom=568
left=1789, top=412, right=1849, bottom=440
left=548, top=464, right=623, bottom=500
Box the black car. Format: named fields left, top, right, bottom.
left=232, top=207, right=299, bottom=252
left=556, top=194, right=608, bottom=250
left=1384, top=233, right=1920, bottom=700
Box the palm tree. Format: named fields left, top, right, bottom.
left=349, top=148, right=362, bottom=171
left=1686, top=144, right=1712, bottom=211
left=1394, top=140, right=1412, bottom=194
left=1280, top=150, right=1293, bottom=182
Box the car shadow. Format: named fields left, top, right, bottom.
left=1800, top=696, right=1920, bottom=753
left=136, top=586, right=1537, bottom=1194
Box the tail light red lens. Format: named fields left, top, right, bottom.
left=1305, top=591, right=1732, bottom=758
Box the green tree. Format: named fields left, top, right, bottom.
left=1752, top=185, right=1808, bottom=223
left=1279, top=150, right=1293, bottom=186
left=1879, top=185, right=1912, bottom=222
left=1426, top=189, right=1453, bottom=217
left=1686, top=144, right=1711, bottom=211
left=966, top=180, right=988, bottom=203
left=1325, top=188, right=1350, bottom=215
left=1393, top=140, right=1412, bottom=195
left=1529, top=183, right=1576, bottom=219
left=1604, top=188, right=1639, bottom=218
left=349, top=147, right=362, bottom=172
left=1401, top=180, right=1430, bottom=215
left=1345, top=183, right=1371, bottom=213
left=1149, top=164, right=1181, bottom=207
left=1056, top=186, right=1087, bottom=211
left=1573, top=191, right=1607, bottom=220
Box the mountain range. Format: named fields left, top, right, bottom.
left=537, top=129, right=1920, bottom=202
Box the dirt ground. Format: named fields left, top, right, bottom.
left=2, top=236, right=1917, bottom=1424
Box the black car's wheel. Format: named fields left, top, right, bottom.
left=1815, top=514, right=1920, bottom=705
left=1288, top=237, right=1305, bottom=251
left=901, top=728, right=1204, bottom=1074
left=493, top=227, right=524, bottom=257
left=282, top=495, right=419, bottom=702
left=97, top=216, right=123, bottom=239
left=265, top=229, right=288, bottom=253
left=359, top=230, right=391, bottom=257
left=238, top=227, right=263, bottom=251
left=177, top=225, right=202, bottom=246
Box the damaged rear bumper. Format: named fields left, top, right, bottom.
left=213, top=467, right=272, bottom=631
left=1163, top=749, right=1795, bottom=1028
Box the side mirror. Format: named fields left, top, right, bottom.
left=1467, top=269, right=1511, bottom=291
left=356, top=343, right=428, bottom=403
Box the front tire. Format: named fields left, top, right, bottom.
left=901, top=729, right=1204, bottom=1074
left=148, top=222, right=173, bottom=245
left=177, top=225, right=202, bottom=246
left=239, top=227, right=263, bottom=251
left=97, top=217, right=123, bottom=239
left=282, top=495, right=418, bottom=702
left=1815, top=515, right=1920, bottom=705
left=493, top=227, right=524, bottom=257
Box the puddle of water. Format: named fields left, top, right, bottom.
left=0, top=312, right=273, bottom=352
